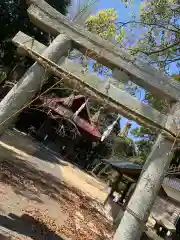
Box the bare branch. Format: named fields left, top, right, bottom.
left=147, top=41, right=180, bottom=56
left=116, top=20, right=180, bottom=34
left=166, top=57, right=180, bottom=64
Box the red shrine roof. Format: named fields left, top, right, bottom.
left=39, top=95, right=101, bottom=141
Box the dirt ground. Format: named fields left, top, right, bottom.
left=0, top=130, right=114, bottom=240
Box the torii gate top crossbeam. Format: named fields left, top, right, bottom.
left=27, top=0, right=180, bottom=102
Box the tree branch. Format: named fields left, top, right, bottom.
left=147, top=41, right=180, bottom=55
left=116, top=20, right=180, bottom=34
left=166, top=57, right=180, bottom=64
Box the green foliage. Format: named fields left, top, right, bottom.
left=85, top=8, right=129, bottom=47
left=85, top=0, right=179, bottom=96
left=85, top=8, right=128, bottom=77
left=130, top=126, right=156, bottom=162
left=131, top=126, right=152, bottom=139
left=113, top=135, right=135, bottom=158
left=86, top=9, right=118, bottom=40
left=133, top=139, right=152, bottom=162
left=172, top=74, right=180, bottom=82
left=130, top=0, right=180, bottom=72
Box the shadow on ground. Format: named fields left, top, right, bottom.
left=33, top=144, right=67, bottom=165
left=0, top=213, right=65, bottom=240
left=0, top=143, right=78, bottom=204
left=1, top=129, right=68, bottom=165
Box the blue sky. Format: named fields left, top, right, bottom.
left=97, top=0, right=141, bottom=20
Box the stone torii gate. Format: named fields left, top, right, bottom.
left=0, top=1, right=180, bottom=239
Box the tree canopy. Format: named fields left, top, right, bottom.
left=86, top=0, right=179, bottom=72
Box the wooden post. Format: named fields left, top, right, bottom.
left=0, top=34, right=71, bottom=134
left=104, top=173, right=123, bottom=206
left=97, top=164, right=109, bottom=178
left=113, top=103, right=180, bottom=240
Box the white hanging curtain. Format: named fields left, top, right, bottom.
left=101, top=116, right=121, bottom=142
left=72, top=98, right=89, bottom=120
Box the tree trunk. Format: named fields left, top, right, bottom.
left=0, top=34, right=71, bottom=134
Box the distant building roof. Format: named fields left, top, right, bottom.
left=104, top=157, right=142, bottom=170
left=38, top=95, right=101, bottom=141
left=105, top=158, right=180, bottom=190
left=104, top=157, right=142, bottom=179
left=162, top=177, right=180, bottom=203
